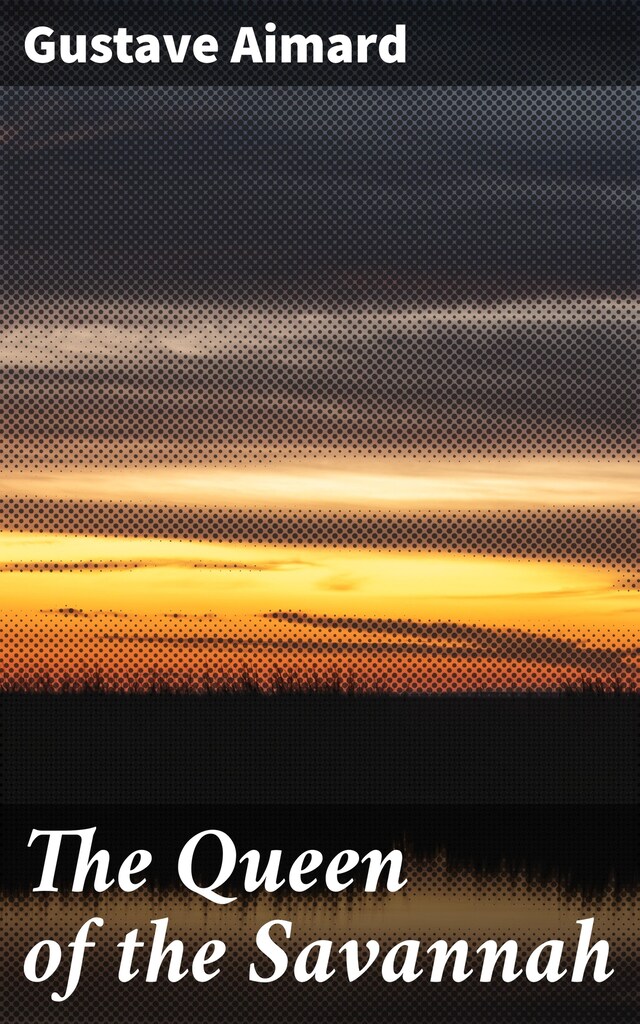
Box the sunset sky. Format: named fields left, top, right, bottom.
left=2, top=86, right=636, bottom=691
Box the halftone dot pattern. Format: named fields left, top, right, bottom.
left=4, top=88, right=637, bottom=458
left=1, top=297, right=637, bottom=462
left=0, top=502, right=636, bottom=568
left=2, top=38, right=639, bottom=1024
left=1, top=860, right=638, bottom=1022
left=0, top=610, right=636, bottom=693
left=1, top=84, right=638, bottom=693
left=2, top=1, right=637, bottom=87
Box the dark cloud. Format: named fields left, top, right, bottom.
left=266, top=612, right=638, bottom=677
left=4, top=87, right=636, bottom=306
left=0, top=500, right=636, bottom=573
left=81, top=614, right=637, bottom=683
left=4, top=87, right=636, bottom=459
left=0, top=312, right=636, bottom=457
left=0, top=558, right=311, bottom=573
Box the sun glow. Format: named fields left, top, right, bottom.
left=0, top=532, right=636, bottom=641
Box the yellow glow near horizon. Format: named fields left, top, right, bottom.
left=0, top=532, right=636, bottom=641
left=1, top=458, right=638, bottom=509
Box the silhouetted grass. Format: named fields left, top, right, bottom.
left=0, top=667, right=634, bottom=696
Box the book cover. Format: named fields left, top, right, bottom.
left=1, top=3, right=637, bottom=1021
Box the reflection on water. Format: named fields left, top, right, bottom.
left=3, top=860, right=638, bottom=1022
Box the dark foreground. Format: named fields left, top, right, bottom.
left=1, top=694, right=637, bottom=805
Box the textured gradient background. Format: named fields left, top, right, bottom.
left=1, top=3, right=638, bottom=1021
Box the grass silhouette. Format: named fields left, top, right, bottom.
left=1, top=667, right=634, bottom=696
